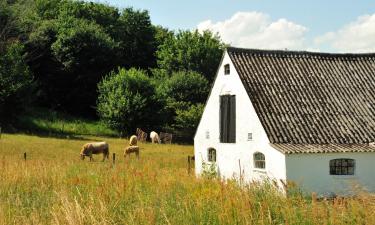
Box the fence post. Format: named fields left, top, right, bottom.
left=112, top=153, right=116, bottom=165
left=24, top=152, right=27, bottom=161
left=188, top=156, right=191, bottom=175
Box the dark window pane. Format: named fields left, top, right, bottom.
left=329, top=159, right=355, bottom=175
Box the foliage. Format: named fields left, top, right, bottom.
left=0, top=42, right=33, bottom=125
left=155, top=71, right=208, bottom=142
left=157, top=30, right=225, bottom=81
left=201, top=161, right=218, bottom=179
left=21, top=0, right=158, bottom=116
left=115, top=7, right=157, bottom=69
left=97, top=68, right=164, bottom=134
left=51, top=17, right=116, bottom=71
left=157, top=70, right=209, bottom=104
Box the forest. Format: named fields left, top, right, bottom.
left=0, top=0, right=226, bottom=141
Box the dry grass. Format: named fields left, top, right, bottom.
left=0, top=134, right=375, bottom=224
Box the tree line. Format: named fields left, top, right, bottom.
left=0, top=0, right=225, bottom=141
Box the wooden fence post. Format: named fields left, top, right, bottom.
left=187, top=156, right=191, bottom=175
left=24, top=152, right=27, bottom=161
left=112, top=153, right=116, bottom=164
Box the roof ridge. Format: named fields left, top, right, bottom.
left=226, top=46, right=375, bottom=58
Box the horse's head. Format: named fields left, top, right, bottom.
left=80, top=144, right=90, bottom=160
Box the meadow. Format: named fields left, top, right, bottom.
left=0, top=134, right=375, bottom=225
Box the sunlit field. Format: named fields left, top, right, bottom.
left=0, top=134, right=375, bottom=225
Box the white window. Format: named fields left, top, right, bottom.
left=208, top=148, right=216, bottom=162
left=253, top=152, right=265, bottom=169
left=247, top=133, right=253, bottom=141
left=205, top=130, right=210, bottom=139
left=329, top=158, right=355, bottom=175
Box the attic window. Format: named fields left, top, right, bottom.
left=248, top=133, right=253, bottom=141
left=224, top=64, right=230, bottom=75
left=329, top=159, right=355, bottom=175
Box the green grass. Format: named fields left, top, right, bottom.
left=0, top=133, right=375, bottom=224
left=14, top=108, right=118, bottom=137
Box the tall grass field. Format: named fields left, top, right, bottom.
left=0, top=134, right=374, bottom=224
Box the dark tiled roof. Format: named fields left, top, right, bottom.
left=272, top=143, right=375, bottom=154
left=227, top=47, right=375, bottom=146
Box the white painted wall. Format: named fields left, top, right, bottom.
left=286, top=152, right=375, bottom=196
left=194, top=51, right=286, bottom=184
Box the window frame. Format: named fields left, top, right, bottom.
left=253, top=152, right=266, bottom=170
left=208, top=148, right=217, bottom=162
left=329, top=158, right=355, bottom=175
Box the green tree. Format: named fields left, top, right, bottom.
left=173, top=103, right=204, bottom=140
left=115, top=8, right=157, bottom=69
left=155, top=70, right=209, bottom=142
left=157, top=70, right=209, bottom=104
left=21, top=1, right=158, bottom=116
left=0, top=43, right=33, bottom=125
left=157, top=30, right=225, bottom=81
left=97, top=68, right=164, bottom=134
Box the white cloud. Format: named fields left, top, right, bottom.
left=197, top=12, right=308, bottom=50
left=315, top=14, right=375, bottom=53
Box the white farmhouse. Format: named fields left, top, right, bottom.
left=194, top=47, right=375, bottom=195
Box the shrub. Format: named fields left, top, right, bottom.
left=97, top=68, right=164, bottom=134
left=157, top=70, right=209, bottom=104
left=155, top=70, right=208, bottom=142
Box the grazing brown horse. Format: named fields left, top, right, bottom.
left=129, top=135, right=137, bottom=146
left=80, top=142, right=109, bottom=161
left=124, top=146, right=139, bottom=158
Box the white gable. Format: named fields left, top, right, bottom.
left=194, top=51, right=286, bottom=183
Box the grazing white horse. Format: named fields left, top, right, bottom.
left=150, top=131, right=160, bottom=144
left=80, top=142, right=109, bottom=161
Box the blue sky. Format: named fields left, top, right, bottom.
left=93, top=0, right=375, bottom=52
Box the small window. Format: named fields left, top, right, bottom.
left=330, top=159, right=355, bottom=175
left=208, top=148, right=216, bottom=162
left=224, top=64, right=230, bottom=75
left=248, top=133, right=253, bottom=141
left=205, top=130, right=210, bottom=139
left=254, top=152, right=265, bottom=169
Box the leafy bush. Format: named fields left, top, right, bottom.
left=155, top=70, right=208, bottom=142
left=201, top=161, right=218, bottom=179
left=157, top=70, right=209, bottom=104
left=0, top=43, right=33, bottom=125
left=97, top=68, right=164, bottom=134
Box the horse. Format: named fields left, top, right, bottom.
left=150, top=131, right=160, bottom=144
left=124, top=146, right=139, bottom=158
left=129, top=135, right=137, bottom=146
left=80, top=142, right=109, bottom=161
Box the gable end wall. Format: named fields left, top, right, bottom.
left=194, top=51, right=286, bottom=182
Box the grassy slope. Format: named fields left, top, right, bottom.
left=15, top=108, right=118, bottom=137
left=0, top=134, right=375, bottom=224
